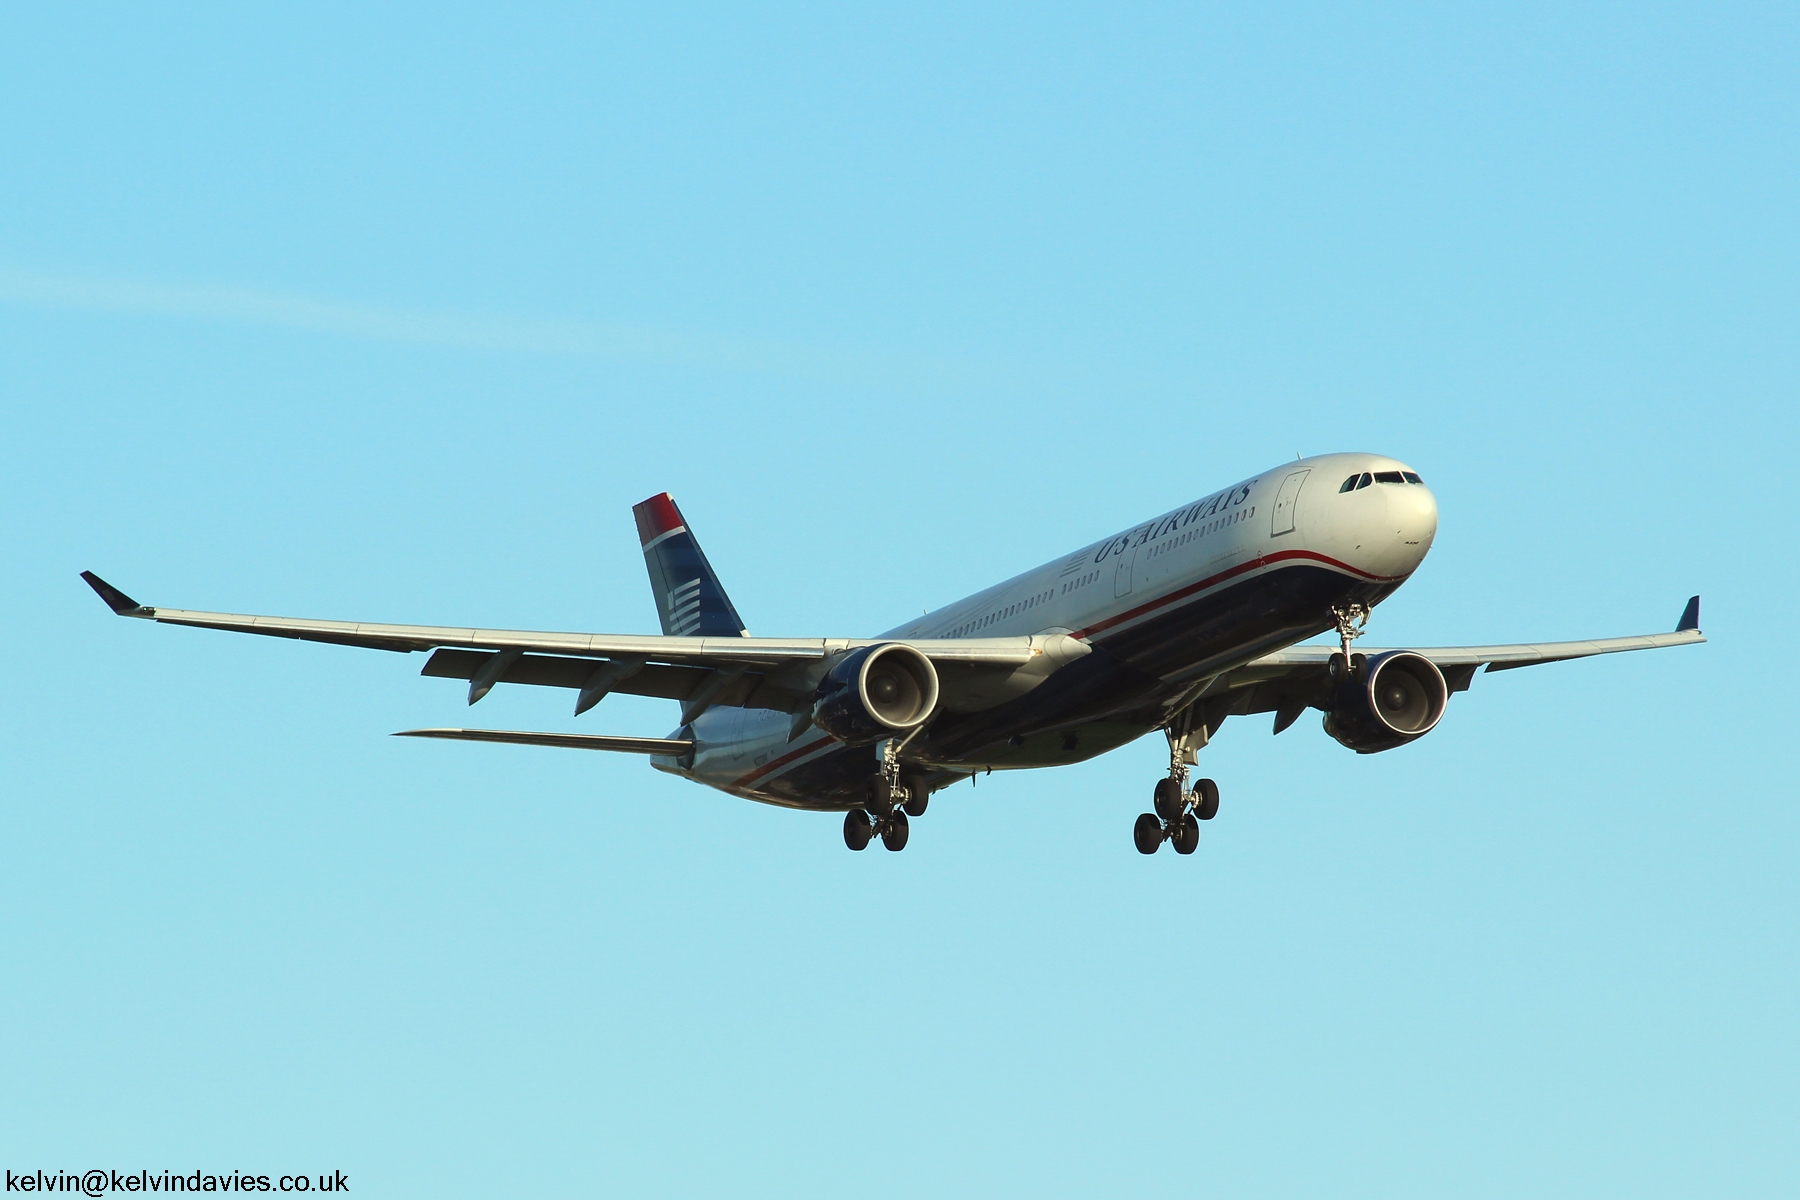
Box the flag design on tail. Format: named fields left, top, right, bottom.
left=631, top=493, right=749, bottom=637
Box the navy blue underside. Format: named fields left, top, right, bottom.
left=747, top=562, right=1390, bottom=807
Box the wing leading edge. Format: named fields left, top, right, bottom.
left=1245, top=596, right=1703, bottom=676
left=78, top=572, right=1038, bottom=665
left=78, top=572, right=1055, bottom=717
left=1198, top=596, right=1705, bottom=729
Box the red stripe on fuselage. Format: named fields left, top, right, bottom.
left=729, top=549, right=1400, bottom=795
left=1067, top=549, right=1402, bottom=642
left=731, top=732, right=840, bottom=790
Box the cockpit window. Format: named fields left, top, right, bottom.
left=1347, top=469, right=1424, bottom=489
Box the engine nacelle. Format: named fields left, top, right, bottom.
left=812, top=643, right=940, bottom=745
left=1322, top=650, right=1448, bottom=754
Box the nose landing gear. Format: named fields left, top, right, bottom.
left=1134, top=716, right=1221, bottom=855
left=1331, top=602, right=1370, bottom=664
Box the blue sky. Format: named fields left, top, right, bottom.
left=2, top=5, right=1794, bottom=1196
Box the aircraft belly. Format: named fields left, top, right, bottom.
left=1097, top=562, right=1396, bottom=676
left=692, top=558, right=1397, bottom=811
left=749, top=743, right=881, bottom=808
left=918, top=561, right=1389, bottom=763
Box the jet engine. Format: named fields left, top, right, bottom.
left=1322, top=651, right=1448, bottom=754
left=811, top=643, right=940, bottom=745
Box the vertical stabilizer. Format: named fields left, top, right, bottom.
left=632, top=494, right=749, bottom=637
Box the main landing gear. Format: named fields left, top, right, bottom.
left=844, top=773, right=930, bottom=851
left=1134, top=775, right=1219, bottom=854
left=844, top=733, right=930, bottom=852
left=1134, top=713, right=1221, bottom=855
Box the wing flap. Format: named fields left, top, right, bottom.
left=421, top=649, right=710, bottom=702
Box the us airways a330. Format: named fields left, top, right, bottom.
left=82, top=453, right=1703, bottom=854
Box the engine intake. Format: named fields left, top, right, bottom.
left=1323, top=650, right=1448, bottom=754
left=812, top=643, right=940, bottom=745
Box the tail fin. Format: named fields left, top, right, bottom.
left=632, top=493, right=749, bottom=637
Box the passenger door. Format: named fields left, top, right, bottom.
left=1114, top=543, right=1138, bottom=598
left=1270, top=469, right=1310, bottom=537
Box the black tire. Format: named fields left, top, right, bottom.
left=882, top=810, right=910, bottom=851
left=1193, top=777, right=1220, bottom=821
left=902, top=775, right=930, bottom=818
left=1153, top=777, right=1185, bottom=821
left=866, top=774, right=892, bottom=812
left=843, top=809, right=872, bottom=851
left=1134, top=812, right=1163, bottom=855
left=1172, top=814, right=1199, bottom=854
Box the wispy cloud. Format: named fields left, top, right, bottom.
left=0, top=267, right=1012, bottom=388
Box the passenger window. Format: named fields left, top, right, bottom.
left=1374, top=470, right=1404, bottom=484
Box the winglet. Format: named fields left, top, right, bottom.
left=1676, top=595, right=1701, bottom=633
left=80, top=571, right=152, bottom=616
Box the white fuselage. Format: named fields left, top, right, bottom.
left=672, top=453, right=1439, bottom=807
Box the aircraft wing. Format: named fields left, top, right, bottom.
left=79, top=572, right=1055, bottom=717
left=1192, top=597, right=1705, bottom=730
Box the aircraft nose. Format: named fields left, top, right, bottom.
left=1332, top=471, right=1438, bottom=579
left=1305, top=464, right=1439, bottom=579
left=1389, top=480, right=1438, bottom=574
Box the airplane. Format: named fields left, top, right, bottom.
left=81, top=452, right=1703, bottom=855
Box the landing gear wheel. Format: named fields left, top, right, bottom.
left=1153, top=777, right=1185, bottom=822
left=881, top=810, right=910, bottom=851
left=843, top=809, right=872, bottom=851
left=1193, top=778, right=1220, bottom=821
left=1134, top=813, right=1163, bottom=855
left=901, top=775, right=930, bottom=818
left=1172, top=814, right=1199, bottom=854
left=866, top=774, right=892, bottom=812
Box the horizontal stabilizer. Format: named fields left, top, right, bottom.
left=393, top=728, right=691, bottom=756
